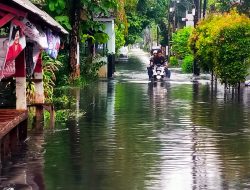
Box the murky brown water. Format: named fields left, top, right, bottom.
left=1, top=49, right=250, bottom=190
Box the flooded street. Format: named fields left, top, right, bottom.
left=1, top=49, right=250, bottom=190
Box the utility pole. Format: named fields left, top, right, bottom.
left=199, top=0, right=202, bottom=18
left=203, top=0, right=207, bottom=17
left=167, top=1, right=171, bottom=63
left=193, top=0, right=200, bottom=76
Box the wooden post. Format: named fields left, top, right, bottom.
left=15, top=51, right=27, bottom=110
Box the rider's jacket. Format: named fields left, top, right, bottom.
left=153, top=56, right=165, bottom=66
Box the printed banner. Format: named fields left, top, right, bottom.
left=33, top=42, right=41, bottom=65
left=26, top=42, right=41, bottom=76
left=36, top=25, right=48, bottom=49
left=21, top=18, right=40, bottom=42
left=0, top=23, right=26, bottom=79
left=46, top=28, right=60, bottom=59
left=15, top=18, right=48, bottom=49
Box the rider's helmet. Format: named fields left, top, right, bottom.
left=153, top=50, right=157, bottom=55
left=157, top=49, right=162, bottom=54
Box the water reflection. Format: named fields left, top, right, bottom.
left=1, top=77, right=250, bottom=189
left=0, top=130, right=45, bottom=189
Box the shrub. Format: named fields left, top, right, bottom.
left=169, top=56, right=179, bottom=67
left=189, top=11, right=250, bottom=86
left=54, top=51, right=70, bottom=86
left=214, top=23, right=250, bottom=85
left=172, top=26, right=193, bottom=59
left=189, top=14, right=221, bottom=73
left=181, top=54, right=194, bottom=73
left=43, top=53, right=63, bottom=102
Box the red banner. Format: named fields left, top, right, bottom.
left=0, top=22, right=26, bottom=79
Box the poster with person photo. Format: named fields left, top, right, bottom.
left=0, top=23, right=26, bottom=79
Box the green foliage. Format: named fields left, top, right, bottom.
left=190, top=11, right=250, bottom=86
left=26, top=81, right=35, bottom=104
left=46, top=0, right=71, bottom=30
left=125, top=12, right=145, bottom=45
left=189, top=14, right=220, bottom=72
left=172, top=26, right=193, bottom=59
left=55, top=15, right=72, bottom=30
left=82, top=32, right=109, bottom=44
left=80, top=0, right=118, bottom=44
left=211, top=0, right=250, bottom=17
left=169, top=56, right=179, bottom=67
left=214, top=21, right=250, bottom=85
left=115, top=24, right=126, bottom=53
left=181, top=54, right=193, bottom=73
left=48, top=0, right=66, bottom=13
left=94, top=33, right=109, bottom=44
left=53, top=94, right=70, bottom=108
left=158, top=19, right=168, bottom=46
left=124, top=0, right=169, bottom=45
left=42, top=53, right=63, bottom=102
left=54, top=51, right=70, bottom=86
left=52, top=88, right=86, bottom=123
left=80, top=55, right=106, bottom=82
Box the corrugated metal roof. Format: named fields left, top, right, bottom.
left=10, top=0, right=68, bottom=34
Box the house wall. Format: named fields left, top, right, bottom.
left=104, top=20, right=115, bottom=54
left=98, top=19, right=115, bottom=78
left=97, top=57, right=108, bottom=78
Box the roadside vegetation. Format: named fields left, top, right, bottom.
left=24, top=0, right=250, bottom=125
left=169, top=2, right=250, bottom=88
left=190, top=11, right=250, bottom=87
left=171, top=26, right=193, bottom=73
left=28, top=0, right=250, bottom=101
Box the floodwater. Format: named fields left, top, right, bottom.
left=1, top=49, right=250, bottom=190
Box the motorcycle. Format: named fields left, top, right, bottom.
left=152, top=64, right=166, bottom=81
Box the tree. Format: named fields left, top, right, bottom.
left=172, top=26, right=193, bottom=59
left=208, top=0, right=250, bottom=17
left=213, top=12, right=250, bottom=86
left=189, top=14, right=220, bottom=73
left=189, top=11, right=250, bottom=87
left=45, top=0, right=118, bottom=80
left=124, top=0, right=169, bottom=46
left=115, top=0, right=128, bottom=52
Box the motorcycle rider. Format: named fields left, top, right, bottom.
left=153, top=49, right=165, bottom=66
left=147, top=50, right=157, bottom=79
left=152, top=49, right=170, bottom=78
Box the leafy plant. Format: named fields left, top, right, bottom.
left=42, top=53, right=63, bottom=102
left=181, top=54, right=194, bottom=73
left=172, top=26, right=193, bottom=59
left=189, top=11, right=250, bottom=86
left=169, top=56, right=179, bottom=67
left=115, top=24, right=126, bottom=53
left=211, top=0, right=250, bottom=17
left=26, top=80, right=35, bottom=104
left=80, top=55, right=106, bottom=82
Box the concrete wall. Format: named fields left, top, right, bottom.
left=104, top=20, right=115, bottom=54
left=96, top=57, right=108, bottom=78
left=97, top=19, right=115, bottom=78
